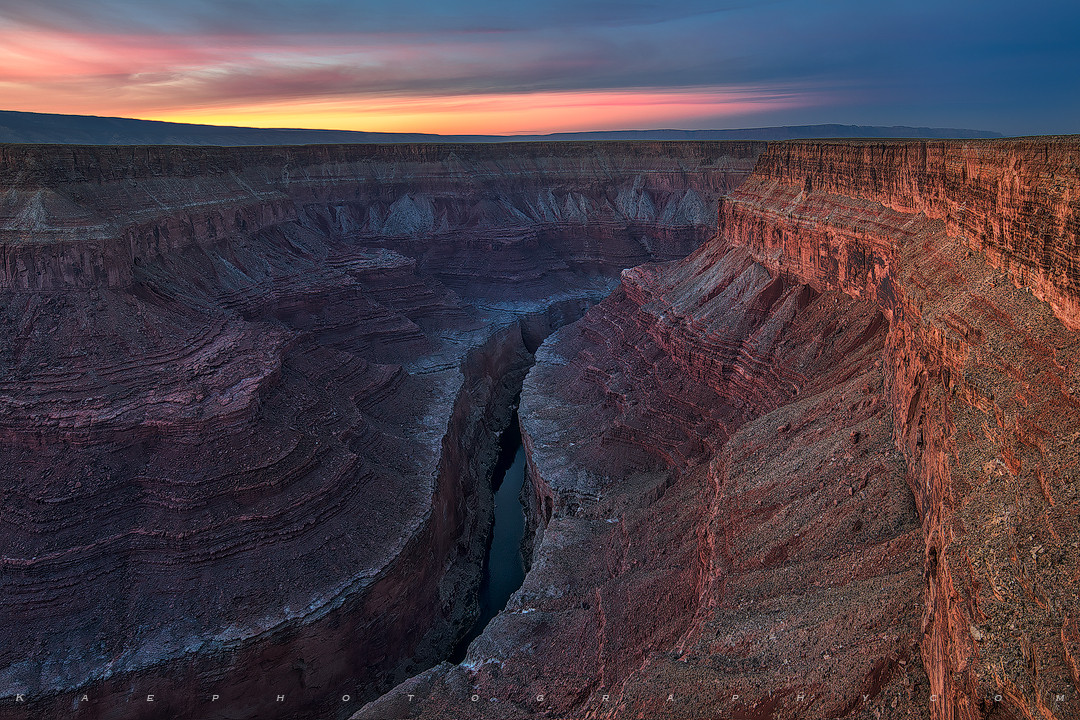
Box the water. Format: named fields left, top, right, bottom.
left=450, top=413, right=527, bottom=663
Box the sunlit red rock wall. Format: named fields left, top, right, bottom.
left=752, top=139, right=1080, bottom=329
left=725, top=139, right=1080, bottom=719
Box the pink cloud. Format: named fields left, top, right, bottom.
left=0, top=28, right=232, bottom=79
left=0, top=23, right=828, bottom=133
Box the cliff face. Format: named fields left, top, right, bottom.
left=362, top=214, right=929, bottom=720
left=752, top=140, right=1080, bottom=329
left=0, top=142, right=757, bottom=292
left=361, top=139, right=1080, bottom=720
left=726, top=139, right=1080, bottom=719
left=0, top=141, right=762, bottom=719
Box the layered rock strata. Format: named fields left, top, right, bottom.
left=727, top=139, right=1080, bottom=719
left=360, top=240, right=928, bottom=720
left=361, top=138, right=1080, bottom=720
left=0, top=142, right=759, bottom=293
left=0, top=141, right=762, bottom=719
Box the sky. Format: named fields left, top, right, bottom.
left=0, top=0, right=1077, bottom=136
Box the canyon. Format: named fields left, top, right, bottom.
left=0, top=141, right=759, bottom=719
left=0, top=137, right=1077, bottom=720
left=359, top=138, right=1080, bottom=720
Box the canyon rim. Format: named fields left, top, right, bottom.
left=0, top=137, right=1078, bottom=720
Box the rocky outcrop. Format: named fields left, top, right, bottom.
left=361, top=138, right=1080, bottom=720
left=7, top=135, right=1076, bottom=720
left=0, top=141, right=762, bottom=719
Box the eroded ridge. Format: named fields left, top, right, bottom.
left=0, top=142, right=762, bottom=292
left=0, top=234, right=466, bottom=719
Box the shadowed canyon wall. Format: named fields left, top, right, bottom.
left=0, top=141, right=763, bottom=719
left=360, top=138, right=1080, bottom=720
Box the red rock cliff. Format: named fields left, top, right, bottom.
left=751, top=139, right=1080, bottom=329
left=725, top=139, right=1080, bottom=719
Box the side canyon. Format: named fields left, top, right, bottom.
left=1, top=138, right=1078, bottom=720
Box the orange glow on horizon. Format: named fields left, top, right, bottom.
left=141, top=89, right=810, bottom=136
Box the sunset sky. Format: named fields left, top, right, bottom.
left=1, top=0, right=1077, bottom=136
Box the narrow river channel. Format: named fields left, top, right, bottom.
left=450, top=410, right=527, bottom=663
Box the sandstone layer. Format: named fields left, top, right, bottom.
left=0, top=141, right=762, bottom=719
left=361, top=138, right=1080, bottom=720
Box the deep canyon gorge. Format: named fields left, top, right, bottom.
left=0, top=138, right=1078, bottom=720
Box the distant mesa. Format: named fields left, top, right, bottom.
left=0, top=109, right=1003, bottom=145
